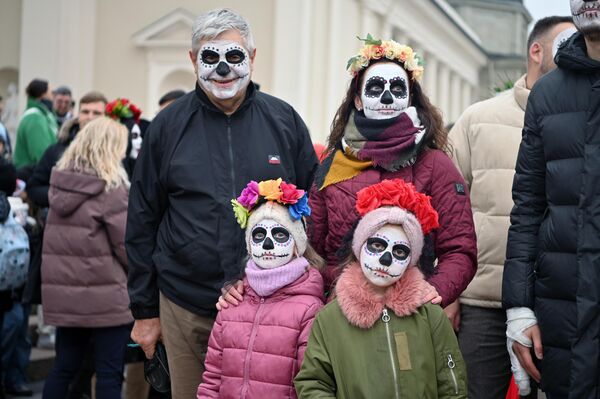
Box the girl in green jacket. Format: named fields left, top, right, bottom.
left=295, top=179, right=467, bottom=398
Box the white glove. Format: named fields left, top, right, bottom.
left=506, top=307, right=537, bottom=396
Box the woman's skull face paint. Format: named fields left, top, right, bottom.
left=250, top=218, right=295, bottom=269
left=197, top=40, right=251, bottom=99
left=360, top=224, right=411, bottom=287
left=129, top=124, right=142, bottom=159
left=571, top=0, right=600, bottom=35
left=360, top=63, right=409, bottom=120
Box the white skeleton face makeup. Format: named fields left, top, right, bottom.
left=360, top=224, right=411, bottom=287
left=571, top=0, right=600, bottom=35
left=129, top=124, right=142, bottom=159
left=197, top=40, right=251, bottom=100
left=250, top=218, right=295, bottom=269
left=359, top=63, right=410, bottom=120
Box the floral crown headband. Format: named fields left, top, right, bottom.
left=355, top=179, right=439, bottom=234
left=106, top=98, right=142, bottom=123
left=346, top=34, right=425, bottom=81
left=231, top=178, right=311, bottom=229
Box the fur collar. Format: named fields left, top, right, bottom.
left=336, top=263, right=430, bottom=329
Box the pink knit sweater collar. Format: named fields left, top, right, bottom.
left=245, top=257, right=309, bottom=297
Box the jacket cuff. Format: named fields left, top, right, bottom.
left=130, top=303, right=160, bottom=319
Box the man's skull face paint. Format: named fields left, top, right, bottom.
left=129, top=124, right=142, bottom=159
left=571, top=0, right=600, bottom=35
left=197, top=40, right=251, bottom=99
left=360, top=63, right=409, bottom=120
left=360, top=224, right=411, bottom=287
left=250, top=219, right=295, bottom=269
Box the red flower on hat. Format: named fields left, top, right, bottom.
left=355, top=179, right=439, bottom=234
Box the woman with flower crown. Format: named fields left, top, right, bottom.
left=197, top=178, right=324, bottom=399
left=308, top=36, right=477, bottom=307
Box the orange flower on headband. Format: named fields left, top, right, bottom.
left=356, top=179, right=439, bottom=234
left=258, top=178, right=283, bottom=201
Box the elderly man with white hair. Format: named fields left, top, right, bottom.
left=126, top=8, right=318, bottom=398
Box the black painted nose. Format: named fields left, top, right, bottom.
left=379, top=252, right=392, bottom=266
left=263, top=237, right=274, bottom=250
left=216, top=61, right=231, bottom=77
left=380, top=90, right=394, bottom=105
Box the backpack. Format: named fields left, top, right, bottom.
left=0, top=198, right=30, bottom=291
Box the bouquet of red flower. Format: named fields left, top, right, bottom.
left=105, top=98, right=142, bottom=122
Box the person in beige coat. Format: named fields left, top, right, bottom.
left=447, top=16, right=575, bottom=399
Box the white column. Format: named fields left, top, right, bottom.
left=450, top=73, right=462, bottom=122
left=461, top=79, right=473, bottom=115
left=437, top=64, right=450, bottom=122
left=423, top=53, right=438, bottom=105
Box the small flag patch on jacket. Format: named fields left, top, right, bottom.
left=268, top=155, right=281, bottom=164
left=455, top=183, right=465, bottom=195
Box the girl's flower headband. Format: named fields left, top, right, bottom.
left=355, top=179, right=439, bottom=234
left=231, top=179, right=311, bottom=228
left=346, top=34, right=425, bottom=81
left=105, top=98, right=142, bottom=123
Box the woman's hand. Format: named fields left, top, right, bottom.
left=216, top=280, right=245, bottom=310
left=422, top=282, right=443, bottom=305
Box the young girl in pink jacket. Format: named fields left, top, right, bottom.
left=197, top=179, right=324, bottom=399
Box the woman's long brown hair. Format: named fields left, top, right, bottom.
left=326, top=60, right=448, bottom=154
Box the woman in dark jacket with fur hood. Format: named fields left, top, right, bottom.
left=41, top=116, right=131, bottom=399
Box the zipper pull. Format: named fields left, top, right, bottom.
left=382, top=308, right=391, bottom=323
left=447, top=354, right=455, bottom=369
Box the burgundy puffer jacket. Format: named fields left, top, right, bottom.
left=42, top=169, right=131, bottom=327
left=309, top=149, right=477, bottom=307
left=198, top=267, right=324, bottom=399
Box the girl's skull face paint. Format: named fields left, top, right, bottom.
left=197, top=40, right=251, bottom=99
left=129, top=124, right=142, bottom=159
left=250, top=218, right=295, bottom=269
left=571, top=0, right=600, bottom=34
left=360, top=224, right=411, bottom=287
left=360, top=63, right=409, bottom=120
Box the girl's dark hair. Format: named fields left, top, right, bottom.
left=326, top=60, right=448, bottom=154
left=25, top=79, right=49, bottom=99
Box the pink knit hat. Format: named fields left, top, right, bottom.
left=351, top=179, right=439, bottom=267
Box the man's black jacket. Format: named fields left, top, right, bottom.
left=503, top=33, right=600, bottom=397
left=126, top=83, right=318, bottom=319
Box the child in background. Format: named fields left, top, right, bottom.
left=295, top=179, right=467, bottom=398
left=198, top=179, right=324, bottom=399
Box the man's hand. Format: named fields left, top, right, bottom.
left=422, top=282, right=443, bottom=305
left=443, top=300, right=461, bottom=332
left=216, top=280, right=244, bottom=310
left=512, top=324, right=543, bottom=382
left=131, top=318, right=161, bottom=359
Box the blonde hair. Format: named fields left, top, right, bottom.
left=57, top=116, right=130, bottom=191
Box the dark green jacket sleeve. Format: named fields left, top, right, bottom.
left=428, top=305, right=468, bottom=398
left=294, top=315, right=337, bottom=398
left=23, top=113, right=56, bottom=164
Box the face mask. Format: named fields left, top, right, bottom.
left=129, top=124, right=142, bottom=159
left=552, top=27, right=578, bottom=58
left=250, top=218, right=295, bottom=269
left=360, top=63, right=410, bottom=120
left=571, top=0, right=600, bottom=35
left=360, top=224, right=411, bottom=287
left=197, top=40, right=251, bottom=100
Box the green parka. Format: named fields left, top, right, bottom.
left=295, top=265, right=467, bottom=398
left=13, top=98, right=58, bottom=168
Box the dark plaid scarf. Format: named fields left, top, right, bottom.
left=316, top=107, right=426, bottom=190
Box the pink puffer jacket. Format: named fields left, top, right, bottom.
left=198, top=267, right=324, bottom=399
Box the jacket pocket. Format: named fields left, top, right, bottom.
left=394, top=332, right=412, bottom=371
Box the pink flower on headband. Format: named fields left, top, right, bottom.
left=279, top=182, right=305, bottom=204
left=237, top=181, right=260, bottom=209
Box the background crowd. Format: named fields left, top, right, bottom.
left=0, top=1, right=599, bottom=399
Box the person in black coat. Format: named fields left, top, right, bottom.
left=126, top=8, right=318, bottom=398
left=503, top=4, right=600, bottom=398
